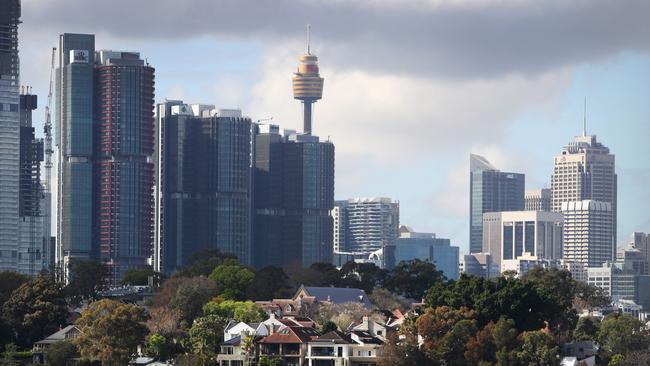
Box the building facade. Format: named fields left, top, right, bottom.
left=56, top=34, right=156, bottom=282
left=387, top=227, right=459, bottom=280
left=469, top=154, right=525, bottom=254
left=94, top=51, right=155, bottom=282
left=525, top=188, right=551, bottom=212
left=0, top=0, right=21, bottom=271
left=253, top=125, right=335, bottom=268
left=561, top=200, right=613, bottom=267
left=460, top=253, right=500, bottom=278
left=552, top=134, right=616, bottom=257
left=155, top=102, right=254, bottom=274
left=482, top=210, right=563, bottom=266
left=333, top=197, right=399, bottom=254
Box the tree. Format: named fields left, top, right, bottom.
left=573, top=316, right=600, bottom=341
left=45, top=340, right=78, bottom=366
left=147, top=306, right=183, bottom=337
left=246, top=266, right=293, bottom=300
left=339, top=262, right=388, bottom=293
left=416, top=306, right=476, bottom=362
left=258, top=356, right=282, bottom=366
left=386, top=259, right=444, bottom=300
left=523, top=267, right=578, bottom=331
left=65, top=259, right=109, bottom=304
left=0, top=272, right=29, bottom=306
left=318, top=302, right=372, bottom=331
left=169, top=281, right=218, bottom=328
left=150, top=276, right=217, bottom=309
left=597, top=313, right=650, bottom=361
left=379, top=332, right=429, bottom=366
left=369, top=287, right=408, bottom=311
left=203, top=300, right=266, bottom=323
left=174, top=249, right=237, bottom=278
left=74, top=299, right=149, bottom=366
left=2, top=275, right=68, bottom=346
left=144, top=334, right=173, bottom=361
left=121, top=268, right=164, bottom=286
left=516, top=330, right=560, bottom=365
left=0, top=343, right=18, bottom=366
left=187, top=314, right=228, bottom=366
left=321, top=320, right=338, bottom=333
left=209, top=260, right=255, bottom=300
left=287, top=262, right=342, bottom=288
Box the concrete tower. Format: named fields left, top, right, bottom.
left=292, top=26, right=324, bottom=135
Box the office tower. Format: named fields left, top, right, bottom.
left=525, top=188, right=551, bottom=211
left=155, top=102, right=254, bottom=274
left=333, top=198, right=399, bottom=254
left=56, top=34, right=95, bottom=270
left=94, top=51, right=155, bottom=282
left=552, top=132, right=616, bottom=257
left=630, top=232, right=649, bottom=270
left=388, top=226, right=459, bottom=280
left=18, top=90, right=47, bottom=275
left=292, top=29, right=323, bottom=135
left=482, top=210, right=563, bottom=266
left=562, top=200, right=613, bottom=267
left=0, top=0, right=21, bottom=271
left=253, top=125, right=335, bottom=268
left=56, top=34, right=155, bottom=283
left=461, top=253, right=499, bottom=279
left=469, top=154, right=525, bottom=253
left=331, top=200, right=348, bottom=252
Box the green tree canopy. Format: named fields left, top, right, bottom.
left=203, top=299, right=266, bottom=323
left=74, top=299, right=149, bottom=366
left=339, top=262, right=388, bottom=293
left=597, top=313, right=650, bottom=362
left=246, top=266, right=293, bottom=300
left=45, top=340, right=78, bottom=366
left=169, top=280, right=218, bottom=328
left=386, top=259, right=445, bottom=300
left=2, top=275, right=69, bottom=346
left=65, top=259, right=109, bottom=304
left=188, top=314, right=228, bottom=366
left=174, top=249, right=237, bottom=278
left=573, top=316, right=600, bottom=341
left=209, top=260, right=255, bottom=300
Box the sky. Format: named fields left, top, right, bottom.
left=17, top=0, right=650, bottom=254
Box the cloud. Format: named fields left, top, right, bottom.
left=22, top=0, right=650, bottom=79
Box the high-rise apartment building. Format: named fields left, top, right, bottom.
left=469, top=154, right=525, bottom=253
left=0, top=0, right=21, bottom=271
left=253, top=125, right=334, bottom=268
left=333, top=198, right=399, bottom=254
left=94, top=51, right=155, bottom=281
left=482, top=210, right=564, bottom=266
left=552, top=133, right=616, bottom=259
left=155, top=102, right=254, bottom=274
left=525, top=188, right=551, bottom=211
left=56, top=34, right=155, bottom=282
left=561, top=200, right=613, bottom=267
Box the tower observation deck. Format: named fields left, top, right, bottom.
left=292, top=27, right=324, bottom=135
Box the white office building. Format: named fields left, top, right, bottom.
left=562, top=200, right=613, bottom=267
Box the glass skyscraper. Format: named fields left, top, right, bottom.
left=253, top=125, right=335, bottom=268
left=0, top=0, right=21, bottom=271
left=469, top=154, right=525, bottom=254
left=155, top=102, right=254, bottom=274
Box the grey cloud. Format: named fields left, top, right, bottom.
left=23, top=0, right=650, bottom=79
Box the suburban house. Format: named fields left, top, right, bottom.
left=258, top=326, right=322, bottom=366
left=306, top=330, right=384, bottom=366
left=32, top=325, right=81, bottom=364
left=257, top=285, right=373, bottom=317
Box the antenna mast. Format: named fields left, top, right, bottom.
left=582, top=96, right=587, bottom=137
left=307, top=24, right=311, bottom=55
left=44, top=47, right=56, bottom=193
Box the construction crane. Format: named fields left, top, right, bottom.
left=43, top=47, right=55, bottom=193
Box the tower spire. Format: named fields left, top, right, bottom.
left=583, top=96, right=587, bottom=137
left=307, top=24, right=311, bottom=55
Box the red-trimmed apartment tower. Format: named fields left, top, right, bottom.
left=94, top=50, right=154, bottom=284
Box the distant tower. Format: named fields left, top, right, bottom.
left=292, top=25, right=324, bottom=135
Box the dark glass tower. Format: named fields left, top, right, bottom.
left=469, top=154, right=525, bottom=254
left=155, top=102, right=254, bottom=274
left=253, top=126, right=335, bottom=268
left=56, top=34, right=95, bottom=269
left=0, top=0, right=21, bottom=271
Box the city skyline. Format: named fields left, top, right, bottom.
left=15, top=0, right=650, bottom=254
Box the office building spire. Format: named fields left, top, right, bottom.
left=292, top=26, right=324, bottom=135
